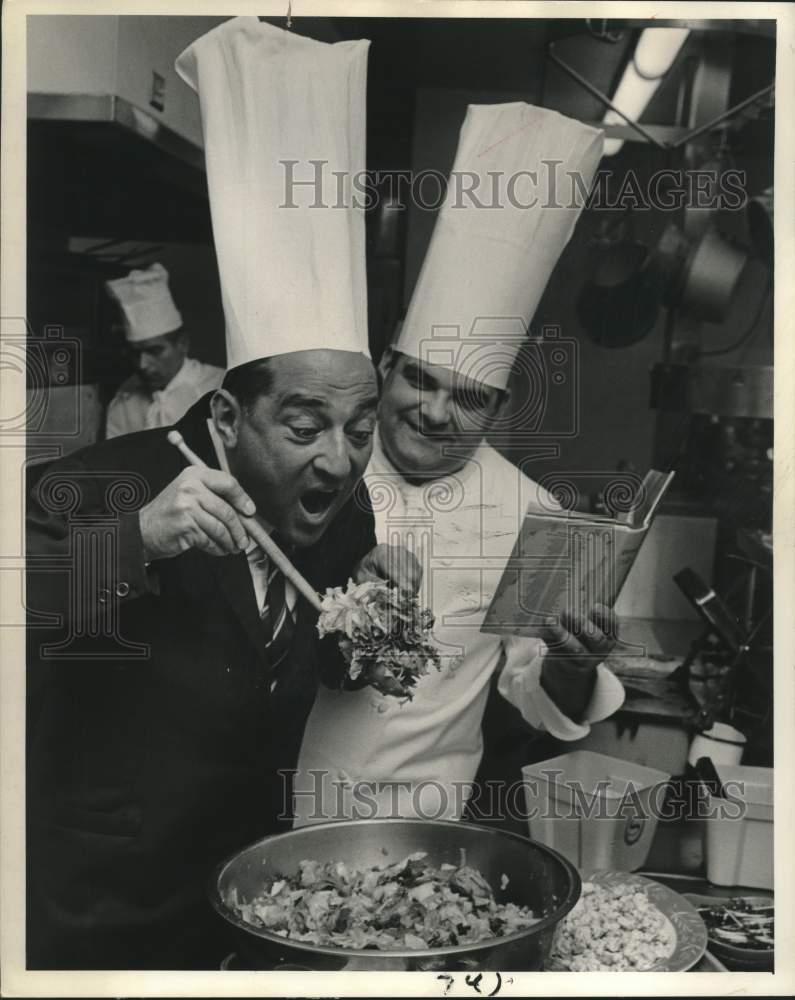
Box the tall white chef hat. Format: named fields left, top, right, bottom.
left=175, top=17, right=370, bottom=370
left=397, top=103, right=603, bottom=390
left=105, top=263, right=183, bottom=342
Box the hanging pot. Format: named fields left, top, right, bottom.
left=577, top=239, right=662, bottom=348
left=680, top=227, right=748, bottom=323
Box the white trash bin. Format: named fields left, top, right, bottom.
left=522, top=751, right=671, bottom=872
left=704, top=763, right=773, bottom=889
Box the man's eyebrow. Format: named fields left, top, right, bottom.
left=403, top=361, right=438, bottom=388
left=279, top=393, right=379, bottom=416
left=279, top=393, right=327, bottom=410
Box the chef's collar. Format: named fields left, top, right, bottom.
left=150, top=355, right=190, bottom=399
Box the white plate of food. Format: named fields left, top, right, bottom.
left=547, top=870, right=708, bottom=972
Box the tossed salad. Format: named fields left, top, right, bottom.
left=317, top=580, right=441, bottom=699
left=227, top=852, right=538, bottom=950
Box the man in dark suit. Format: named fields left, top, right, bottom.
left=25, top=17, right=403, bottom=969
left=25, top=348, right=419, bottom=970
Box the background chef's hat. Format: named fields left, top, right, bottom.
left=397, top=103, right=603, bottom=390
left=105, top=263, right=182, bottom=342
left=176, top=17, right=370, bottom=370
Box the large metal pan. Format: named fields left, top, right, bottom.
left=210, top=819, right=580, bottom=971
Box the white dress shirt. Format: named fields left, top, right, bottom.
left=244, top=545, right=298, bottom=619
left=294, top=432, right=624, bottom=824
left=106, top=357, right=224, bottom=438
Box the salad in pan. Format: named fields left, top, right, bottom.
left=227, top=852, right=539, bottom=950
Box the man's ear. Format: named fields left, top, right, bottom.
left=210, top=389, right=243, bottom=449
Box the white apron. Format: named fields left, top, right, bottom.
left=294, top=433, right=623, bottom=823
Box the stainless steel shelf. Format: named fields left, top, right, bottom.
left=28, top=92, right=206, bottom=175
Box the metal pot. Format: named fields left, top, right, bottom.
left=577, top=240, right=661, bottom=348
left=680, top=226, right=748, bottom=322
left=210, top=819, right=580, bottom=971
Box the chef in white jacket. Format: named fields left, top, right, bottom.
left=105, top=263, right=224, bottom=437
left=294, top=102, right=625, bottom=825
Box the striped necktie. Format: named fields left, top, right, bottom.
left=260, top=558, right=295, bottom=681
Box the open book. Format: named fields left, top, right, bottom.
left=482, top=470, right=675, bottom=637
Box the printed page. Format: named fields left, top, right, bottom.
left=483, top=515, right=647, bottom=637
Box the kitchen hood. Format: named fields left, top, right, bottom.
left=27, top=15, right=228, bottom=243
left=27, top=15, right=226, bottom=164
left=27, top=15, right=345, bottom=243
left=29, top=91, right=205, bottom=175
left=27, top=15, right=343, bottom=168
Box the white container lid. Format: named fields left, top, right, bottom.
left=522, top=750, right=671, bottom=804
left=715, top=763, right=773, bottom=807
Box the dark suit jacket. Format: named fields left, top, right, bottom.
left=26, top=396, right=375, bottom=969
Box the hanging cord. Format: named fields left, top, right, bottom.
left=585, top=19, right=624, bottom=43
left=700, top=273, right=772, bottom=358
left=286, top=0, right=292, bottom=29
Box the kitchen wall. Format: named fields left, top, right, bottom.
left=149, top=243, right=226, bottom=369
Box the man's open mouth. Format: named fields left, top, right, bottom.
left=299, top=488, right=338, bottom=518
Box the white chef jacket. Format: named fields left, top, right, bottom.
left=294, top=432, right=624, bottom=825
left=106, top=357, right=224, bottom=438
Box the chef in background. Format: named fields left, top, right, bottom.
left=104, top=262, right=224, bottom=437
left=295, top=102, right=625, bottom=826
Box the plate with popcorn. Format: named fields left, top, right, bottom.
left=547, top=871, right=707, bottom=972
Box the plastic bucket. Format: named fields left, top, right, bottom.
left=522, top=751, right=671, bottom=872
left=704, top=764, right=773, bottom=889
